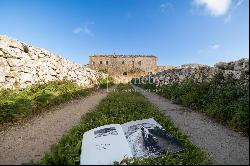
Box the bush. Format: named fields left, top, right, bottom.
left=0, top=80, right=92, bottom=126
left=134, top=74, right=249, bottom=135
left=38, top=84, right=207, bottom=165
left=99, top=76, right=114, bottom=88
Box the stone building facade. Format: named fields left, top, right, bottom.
left=88, top=54, right=176, bottom=83
left=88, top=55, right=158, bottom=76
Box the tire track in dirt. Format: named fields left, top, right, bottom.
left=0, top=86, right=116, bottom=165
left=133, top=85, right=249, bottom=165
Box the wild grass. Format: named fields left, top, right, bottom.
left=0, top=80, right=92, bottom=126
left=38, top=84, right=207, bottom=165
left=99, top=76, right=115, bottom=88
left=133, top=72, right=249, bottom=135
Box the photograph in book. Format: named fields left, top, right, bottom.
left=121, top=118, right=184, bottom=159
left=80, top=118, right=184, bottom=165
left=80, top=124, right=133, bottom=165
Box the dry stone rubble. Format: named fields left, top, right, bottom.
left=138, top=59, right=249, bottom=86
left=0, top=35, right=106, bottom=89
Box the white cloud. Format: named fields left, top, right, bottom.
left=160, top=2, right=174, bottom=13
left=160, top=3, right=166, bottom=8
left=73, top=22, right=94, bottom=36
left=224, top=13, right=232, bottom=23
left=83, top=25, right=93, bottom=36
left=211, top=44, right=220, bottom=50
left=73, top=27, right=83, bottom=34
left=235, top=0, right=244, bottom=8
left=198, top=44, right=221, bottom=54
left=193, top=0, right=231, bottom=16
left=224, top=0, right=244, bottom=23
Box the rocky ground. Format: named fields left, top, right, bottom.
left=133, top=85, right=249, bottom=165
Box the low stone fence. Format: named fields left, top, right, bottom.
left=135, top=58, right=249, bottom=86
left=0, top=35, right=106, bottom=89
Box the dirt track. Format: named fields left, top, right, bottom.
left=133, top=85, right=249, bottom=165
left=0, top=87, right=115, bottom=165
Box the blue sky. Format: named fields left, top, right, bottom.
left=0, top=0, right=248, bottom=66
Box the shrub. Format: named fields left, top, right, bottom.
left=0, top=80, right=92, bottom=126
left=134, top=74, right=249, bottom=135
left=99, top=76, right=114, bottom=88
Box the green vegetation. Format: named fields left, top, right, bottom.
left=97, top=68, right=108, bottom=73
left=38, top=84, right=207, bottom=165
left=99, top=76, right=115, bottom=88
left=133, top=72, right=249, bottom=135
left=0, top=80, right=92, bottom=126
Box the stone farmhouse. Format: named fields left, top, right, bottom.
left=87, top=54, right=175, bottom=83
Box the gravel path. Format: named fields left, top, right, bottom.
left=133, top=85, right=249, bottom=165
left=0, top=87, right=115, bottom=165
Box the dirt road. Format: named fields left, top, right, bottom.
left=133, top=85, right=249, bottom=165
left=0, top=87, right=115, bottom=165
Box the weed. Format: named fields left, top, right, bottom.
left=38, top=84, right=207, bottom=165
left=133, top=74, right=249, bottom=135
left=0, top=80, right=92, bottom=126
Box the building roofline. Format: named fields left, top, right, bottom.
left=90, top=54, right=157, bottom=58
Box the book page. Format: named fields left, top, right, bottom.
left=121, top=118, right=184, bottom=159
left=80, top=124, right=133, bottom=165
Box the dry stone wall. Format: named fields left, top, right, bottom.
left=137, top=58, right=249, bottom=86
left=0, top=35, right=105, bottom=89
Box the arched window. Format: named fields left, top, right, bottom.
left=123, top=72, right=127, bottom=76
left=106, top=61, right=109, bottom=65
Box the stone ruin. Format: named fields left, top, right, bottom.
left=87, top=54, right=175, bottom=83
left=1, top=35, right=248, bottom=89
left=136, top=58, right=249, bottom=87
left=0, top=35, right=106, bottom=89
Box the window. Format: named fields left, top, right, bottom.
left=138, top=61, right=142, bottom=66
left=123, top=72, right=127, bottom=76
left=100, top=61, right=102, bottom=64
left=106, top=61, right=109, bottom=65
left=122, top=61, right=125, bottom=65
left=92, top=61, right=95, bottom=65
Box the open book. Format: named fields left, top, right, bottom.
left=80, top=118, right=184, bottom=165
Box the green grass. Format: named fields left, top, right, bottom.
left=0, top=80, right=92, bottom=126
left=99, top=76, right=115, bottom=88
left=38, top=84, right=207, bottom=165
left=132, top=72, right=249, bottom=135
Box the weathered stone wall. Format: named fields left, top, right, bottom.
left=137, top=58, right=249, bottom=86
left=156, top=65, right=176, bottom=73
left=89, top=55, right=158, bottom=76
left=88, top=55, right=175, bottom=83
left=0, top=35, right=105, bottom=89
left=214, top=58, right=249, bottom=74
